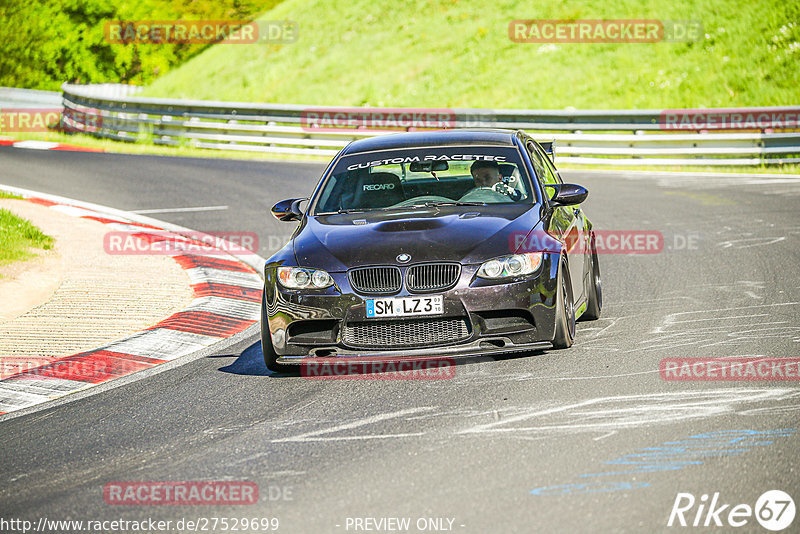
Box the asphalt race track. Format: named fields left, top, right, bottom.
left=1, top=146, right=799, bottom=533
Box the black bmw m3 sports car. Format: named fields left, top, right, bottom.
left=261, top=129, right=601, bottom=372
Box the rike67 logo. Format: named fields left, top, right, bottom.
left=668, top=490, right=795, bottom=531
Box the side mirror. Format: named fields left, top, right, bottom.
left=545, top=184, right=588, bottom=207
left=271, top=198, right=307, bottom=222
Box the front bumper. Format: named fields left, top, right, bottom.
left=276, top=339, right=553, bottom=364
left=263, top=255, right=561, bottom=361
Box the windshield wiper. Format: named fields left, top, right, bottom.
left=332, top=201, right=485, bottom=214
left=337, top=209, right=365, bottom=214
left=420, top=201, right=487, bottom=207
left=397, top=201, right=487, bottom=209
left=335, top=206, right=404, bottom=214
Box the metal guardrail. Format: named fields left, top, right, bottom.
left=0, top=87, right=62, bottom=108
left=60, top=83, right=800, bottom=165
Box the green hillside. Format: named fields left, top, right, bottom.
left=142, top=0, right=800, bottom=109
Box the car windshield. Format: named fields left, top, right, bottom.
left=313, top=146, right=534, bottom=214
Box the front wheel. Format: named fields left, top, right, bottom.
left=552, top=262, right=576, bottom=349
left=261, top=295, right=290, bottom=374
left=581, top=249, right=602, bottom=321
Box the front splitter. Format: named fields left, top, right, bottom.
left=276, top=338, right=552, bottom=364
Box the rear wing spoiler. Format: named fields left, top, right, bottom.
left=539, top=141, right=555, bottom=157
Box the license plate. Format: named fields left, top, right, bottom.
left=366, top=295, right=443, bottom=318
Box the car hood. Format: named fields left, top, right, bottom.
left=293, top=205, right=542, bottom=271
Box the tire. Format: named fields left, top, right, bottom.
left=581, top=249, right=602, bottom=321
left=261, top=294, right=290, bottom=374
left=552, top=261, right=576, bottom=349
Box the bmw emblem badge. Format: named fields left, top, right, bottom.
left=397, top=253, right=411, bottom=263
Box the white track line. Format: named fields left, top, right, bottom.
left=132, top=205, right=229, bottom=214
left=272, top=407, right=436, bottom=443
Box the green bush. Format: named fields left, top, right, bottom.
left=0, top=0, right=283, bottom=90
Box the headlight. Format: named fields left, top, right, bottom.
left=277, top=267, right=334, bottom=289
left=477, top=253, right=543, bottom=279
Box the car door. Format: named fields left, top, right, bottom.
left=542, top=145, right=591, bottom=303
left=526, top=140, right=586, bottom=305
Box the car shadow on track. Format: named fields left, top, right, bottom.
left=215, top=341, right=550, bottom=379
left=216, top=341, right=273, bottom=377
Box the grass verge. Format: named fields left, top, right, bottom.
left=0, top=207, right=55, bottom=273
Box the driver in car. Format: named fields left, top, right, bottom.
left=470, top=160, right=519, bottom=199
left=470, top=160, right=502, bottom=187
